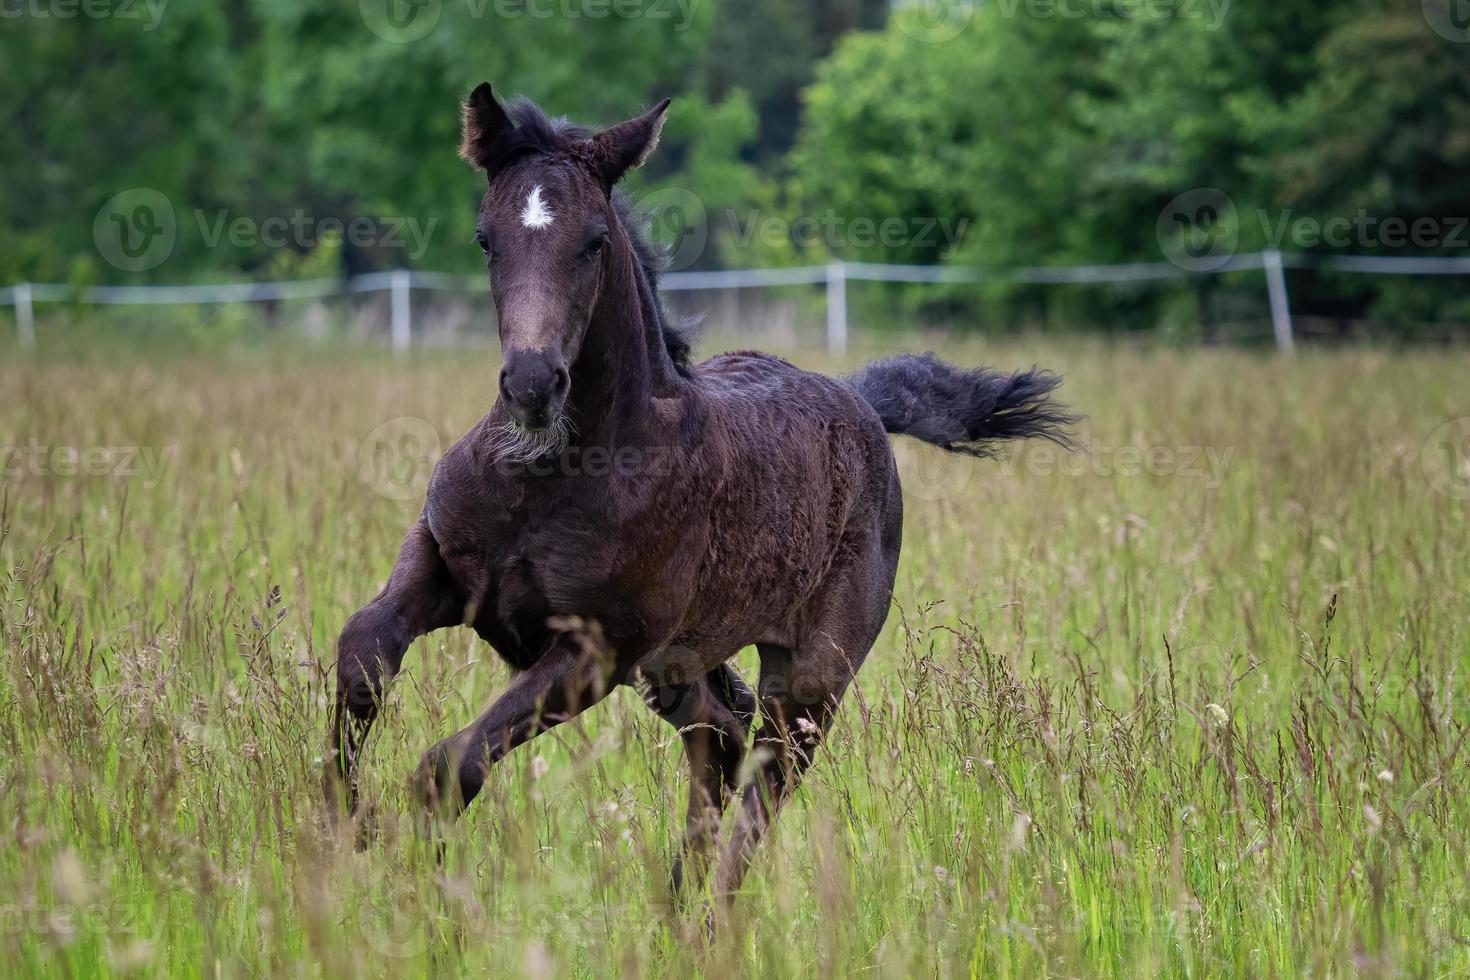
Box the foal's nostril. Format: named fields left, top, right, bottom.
left=552, top=366, right=570, bottom=395
left=499, top=368, right=514, bottom=405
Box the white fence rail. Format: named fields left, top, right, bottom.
left=4, top=250, right=1468, bottom=355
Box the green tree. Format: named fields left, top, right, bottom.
left=789, top=0, right=1470, bottom=333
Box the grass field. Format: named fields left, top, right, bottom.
left=2, top=336, right=1468, bottom=977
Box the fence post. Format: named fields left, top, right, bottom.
left=15, top=282, right=35, bottom=351
left=1263, top=249, right=1295, bottom=354
left=826, top=261, right=847, bottom=358
left=389, top=269, right=411, bottom=354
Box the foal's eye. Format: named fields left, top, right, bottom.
left=583, top=234, right=608, bottom=258
left=474, top=231, right=490, bottom=255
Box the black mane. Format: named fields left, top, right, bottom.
left=503, top=98, right=695, bottom=377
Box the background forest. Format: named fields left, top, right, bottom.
left=5, top=0, right=1469, bottom=333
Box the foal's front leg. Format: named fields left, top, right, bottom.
left=413, top=635, right=616, bottom=823
left=324, top=521, right=459, bottom=825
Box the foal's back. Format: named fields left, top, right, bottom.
left=673, top=351, right=903, bottom=651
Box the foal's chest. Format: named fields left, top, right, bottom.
left=427, top=434, right=697, bottom=668
left=445, top=514, right=650, bottom=667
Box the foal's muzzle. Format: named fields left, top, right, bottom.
left=499, top=352, right=570, bottom=430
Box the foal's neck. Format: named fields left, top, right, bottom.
left=565, top=222, right=681, bottom=445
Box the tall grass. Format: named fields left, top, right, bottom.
left=1, top=338, right=1466, bottom=977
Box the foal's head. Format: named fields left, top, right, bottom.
left=459, top=83, right=670, bottom=435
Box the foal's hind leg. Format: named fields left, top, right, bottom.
left=325, top=521, right=458, bottom=828
left=712, top=524, right=898, bottom=907
left=710, top=642, right=855, bottom=904
left=645, top=662, right=757, bottom=898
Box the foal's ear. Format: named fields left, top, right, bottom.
left=460, top=82, right=514, bottom=171
left=588, top=98, right=672, bottom=187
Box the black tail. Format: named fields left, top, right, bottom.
left=847, top=352, right=1076, bottom=457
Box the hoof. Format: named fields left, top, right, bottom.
left=353, top=802, right=380, bottom=852
left=411, top=743, right=459, bottom=814
left=695, top=901, right=717, bottom=946
left=410, top=740, right=479, bottom=849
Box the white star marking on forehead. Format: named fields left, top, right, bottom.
left=521, top=185, right=554, bottom=230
